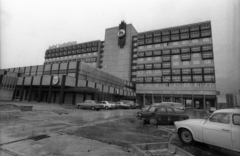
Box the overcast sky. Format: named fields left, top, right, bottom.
left=0, top=0, right=233, bottom=69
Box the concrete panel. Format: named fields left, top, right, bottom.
left=17, top=77, right=24, bottom=85
left=65, top=76, right=75, bottom=87
left=103, top=86, right=109, bottom=93
left=78, top=79, right=87, bottom=87
left=32, top=76, right=41, bottom=85
left=42, top=76, right=51, bottom=85
left=0, top=89, right=14, bottom=100
left=24, top=77, right=32, bottom=85
left=86, top=94, right=92, bottom=100
left=87, top=81, right=95, bottom=88
left=109, top=87, right=114, bottom=94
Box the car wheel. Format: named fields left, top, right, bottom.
left=179, top=129, right=194, bottom=145
left=105, top=106, right=108, bottom=110
left=149, top=117, right=158, bottom=125
left=91, top=107, right=95, bottom=110
left=77, top=105, right=81, bottom=109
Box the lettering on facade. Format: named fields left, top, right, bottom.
left=49, top=41, right=77, bottom=49
left=118, top=21, right=127, bottom=48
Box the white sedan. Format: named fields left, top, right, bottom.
left=174, top=108, right=240, bottom=153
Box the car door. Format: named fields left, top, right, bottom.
left=202, top=113, right=232, bottom=150
left=166, top=107, right=178, bottom=122
left=232, top=114, right=240, bottom=152
left=155, top=108, right=168, bottom=123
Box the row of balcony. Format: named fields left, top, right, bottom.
left=137, top=30, right=211, bottom=45
left=136, top=75, right=215, bottom=83
left=45, top=48, right=98, bottom=59
left=135, top=67, right=214, bottom=75
left=138, top=23, right=211, bottom=38
left=137, top=45, right=212, bottom=57
left=46, top=42, right=99, bottom=53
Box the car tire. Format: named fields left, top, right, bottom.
left=105, top=106, right=108, bottom=110
left=179, top=129, right=194, bottom=145
left=149, top=117, right=158, bottom=125
left=77, top=105, right=81, bottom=109
left=91, top=107, right=95, bottom=110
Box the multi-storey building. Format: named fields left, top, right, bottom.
left=1, top=20, right=239, bottom=110
left=131, top=21, right=216, bottom=109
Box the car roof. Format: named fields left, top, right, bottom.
left=150, top=105, right=173, bottom=108
left=214, top=108, right=240, bottom=114
left=152, top=102, right=183, bottom=105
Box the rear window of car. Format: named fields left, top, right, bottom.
left=156, top=108, right=167, bottom=113
left=233, top=114, right=240, bottom=125
left=148, top=107, right=156, bottom=112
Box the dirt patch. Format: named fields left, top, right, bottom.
left=0, top=104, right=20, bottom=111
left=67, top=118, right=169, bottom=147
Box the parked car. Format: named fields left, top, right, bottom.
left=99, top=101, right=116, bottom=109
left=120, top=100, right=140, bottom=109
left=76, top=100, right=103, bottom=111
left=152, top=102, right=186, bottom=111
left=116, top=101, right=130, bottom=109
left=136, top=105, right=189, bottom=125
left=174, top=108, right=240, bottom=153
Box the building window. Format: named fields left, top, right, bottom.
left=194, top=83, right=202, bottom=87
left=204, top=67, right=214, bottom=74
left=193, top=75, right=203, bottom=82
left=204, top=75, right=215, bottom=82
left=182, top=40, right=188, bottom=44
left=172, top=55, right=179, bottom=59
left=163, top=43, right=168, bottom=46
left=181, top=54, right=191, bottom=61
left=162, top=49, right=171, bottom=55
left=132, top=72, right=136, bottom=75
left=154, top=70, right=161, bottom=73
left=173, top=62, right=179, bottom=66
left=191, top=46, right=201, bottom=52
left=205, top=83, right=214, bottom=87
left=192, top=68, right=202, bottom=74
left=132, top=78, right=136, bottom=81
left=136, top=77, right=144, bottom=83
left=172, top=69, right=181, bottom=75
left=146, top=57, right=152, bottom=61
left=173, top=83, right=181, bottom=87
left=137, top=70, right=144, bottom=74
left=161, top=83, right=169, bottom=87
left=182, top=76, right=191, bottom=82
left=202, top=52, right=213, bottom=59
left=138, top=58, right=144, bottom=62
left=153, top=50, right=161, bottom=56
left=154, top=56, right=161, bottom=60
left=153, top=77, right=162, bottom=82
left=162, top=69, right=171, bottom=75
left=154, top=83, right=160, bottom=87
left=133, top=48, right=137, bottom=52
left=137, top=64, right=144, bottom=69
left=162, top=76, right=171, bottom=82
left=138, top=52, right=145, bottom=57
left=146, top=70, right=152, bottom=74
left=145, top=51, right=153, bottom=56
left=183, top=61, right=190, bottom=65
left=172, top=42, right=179, bottom=45
left=193, top=53, right=200, bottom=57
left=193, top=60, right=200, bottom=64
left=155, top=44, right=161, bottom=47
left=172, top=76, right=181, bottom=82
left=138, top=46, right=144, bottom=49
left=147, top=45, right=152, bottom=48
left=133, top=37, right=138, bottom=41
left=183, top=83, right=191, bottom=87
left=204, top=60, right=212, bottom=64
left=145, top=64, right=153, bottom=69
left=133, top=54, right=137, bottom=58
left=171, top=48, right=180, bottom=54
left=162, top=62, right=171, bottom=68
left=145, top=77, right=153, bottom=82
left=203, top=38, right=211, bottom=42
left=153, top=63, right=162, bottom=69
left=134, top=43, right=138, bottom=46
left=202, top=45, right=212, bottom=51
left=146, top=84, right=152, bottom=87
left=181, top=47, right=190, bottom=53
left=162, top=56, right=171, bottom=62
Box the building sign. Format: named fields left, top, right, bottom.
left=118, top=21, right=127, bottom=48
left=49, top=41, right=77, bottom=49
left=52, top=76, right=60, bottom=85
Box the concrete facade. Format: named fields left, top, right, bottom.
left=102, top=24, right=138, bottom=81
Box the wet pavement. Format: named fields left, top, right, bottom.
left=0, top=101, right=239, bottom=156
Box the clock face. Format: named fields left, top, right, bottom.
left=118, top=29, right=126, bottom=37
left=52, top=76, right=59, bottom=85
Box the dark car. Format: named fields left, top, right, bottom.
left=136, top=105, right=189, bottom=125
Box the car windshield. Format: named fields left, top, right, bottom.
left=148, top=106, right=156, bottom=112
